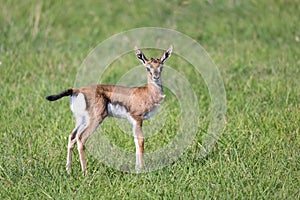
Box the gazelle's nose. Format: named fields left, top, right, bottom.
left=153, top=74, right=160, bottom=80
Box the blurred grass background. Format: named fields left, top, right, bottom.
left=0, top=0, right=299, bottom=199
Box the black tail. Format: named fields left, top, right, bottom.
left=46, top=88, right=73, bottom=101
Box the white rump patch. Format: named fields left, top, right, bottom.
left=70, top=93, right=89, bottom=135
left=70, top=93, right=86, bottom=113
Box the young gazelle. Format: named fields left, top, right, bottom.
left=46, top=46, right=172, bottom=175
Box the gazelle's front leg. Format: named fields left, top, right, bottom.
left=133, top=120, right=144, bottom=169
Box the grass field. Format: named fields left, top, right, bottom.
left=1, top=0, right=299, bottom=199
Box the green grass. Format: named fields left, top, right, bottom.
left=1, top=0, right=299, bottom=199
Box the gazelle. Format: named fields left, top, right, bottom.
left=46, top=46, right=172, bottom=175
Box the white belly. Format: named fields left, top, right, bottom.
left=107, top=103, right=159, bottom=121
left=107, top=103, right=130, bottom=119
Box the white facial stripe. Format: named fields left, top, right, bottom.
left=150, top=68, right=155, bottom=75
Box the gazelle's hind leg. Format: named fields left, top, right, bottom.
left=77, top=97, right=108, bottom=175
left=66, top=127, right=77, bottom=174
left=66, top=93, right=90, bottom=174
left=66, top=118, right=100, bottom=175
left=76, top=118, right=103, bottom=175
left=66, top=117, right=89, bottom=174
left=68, top=93, right=108, bottom=175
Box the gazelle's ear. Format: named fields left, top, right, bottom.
left=160, top=45, right=173, bottom=64
left=135, top=47, right=148, bottom=65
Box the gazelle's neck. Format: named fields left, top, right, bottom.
left=148, top=77, right=163, bottom=94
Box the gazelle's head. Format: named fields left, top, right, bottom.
left=135, top=46, right=173, bottom=83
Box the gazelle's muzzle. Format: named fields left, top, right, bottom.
left=152, top=72, right=160, bottom=80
